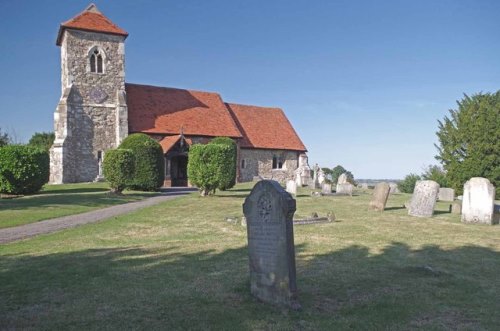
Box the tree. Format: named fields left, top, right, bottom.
left=331, top=165, right=347, bottom=184
left=398, top=173, right=421, bottom=193
left=209, top=137, right=237, bottom=190
left=421, top=165, right=449, bottom=188
left=321, top=167, right=333, bottom=183
left=103, top=149, right=134, bottom=194
left=435, top=92, right=500, bottom=197
left=0, top=128, right=10, bottom=147
left=28, top=132, right=55, bottom=151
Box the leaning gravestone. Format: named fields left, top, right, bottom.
left=336, top=183, right=354, bottom=196
left=462, top=177, right=496, bottom=225
left=408, top=180, right=440, bottom=217
left=438, top=188, right=455, bottom=202
left=369, top=182, right=390, bottom=211
left=286, top=180, right=297, bottom=196
left=243, top=180, right=300, bottom=309
left=322, top=183, right=332, bottom=194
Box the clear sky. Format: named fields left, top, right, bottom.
left=1, top=0, right=499, bottom=179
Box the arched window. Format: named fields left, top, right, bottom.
left=89, top=48, right=104, bottom=73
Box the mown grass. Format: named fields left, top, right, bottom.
left=1, top=183, right=499, bottom=330
left=0, top=183, right=157, bottom=229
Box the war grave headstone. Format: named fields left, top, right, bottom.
left=408, top=180, right=440, bottom=217
left=369, top=182, right=390, bottom=211
left=461, top=177, right=496, bottom=225
left=286, top=180, right=297, bottom=196
left=243, top=180, right=300, bottom=309
left=438, top=188, right=455, bottom=202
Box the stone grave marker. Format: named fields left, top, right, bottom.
left=451, top=201, right=462, bottom=214
left=462, top=177, right=496, bottom=225
left=337, top=173, right=348, bottom=185
left=388, top=182, right=400, bottom=194
left=408, top=180, right=440, bottom=217
left=369, top=182, right=390, bottom=211
left=336, top=183, right=354, bottom=196
left=286, top=180, right=297, bottom=196
left=322, top=183, right=332, bottom=194
left=438, top=188, right=455, bottom=202
left=243, top=180, right=300, bottom=309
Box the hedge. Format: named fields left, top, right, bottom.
left=0, top=145, right=49, bottom=195
left=103, top=149, right=134, bottom=194
left=119, top=133, right=164, bottom=191
left=209, top=137, right=237, bottom=190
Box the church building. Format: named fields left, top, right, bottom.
left=50, top=4, right=308, bottom=187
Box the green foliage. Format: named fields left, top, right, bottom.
left=103, top=149, right=134, bottom=194
left=0, top=145, right=49, bottom=194
left=119, top=134, right=164, bottom=191
left=435, top=92, right=500, bottom=198
left=188, top=143, right=234, bottom=196
left=321, top=167, right=333, bottom=183
left=209, top=137, right=237, bottom=190
left=398, top=173, right=421, bottom=193
left=0, top=128, right=10, bottom=147
left=28, top=132, right=55, bottom=151
left=421, top=165, right=449, bottom=187
left=331, top=165, right=347, bottom=184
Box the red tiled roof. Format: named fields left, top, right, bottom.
left=126, top=83, right=242, bottom=138
left=57, top=4, right=128, bottom=46
left=158, top=135, right=193, bottom=153
left=226, top=103, right=307, bottom=152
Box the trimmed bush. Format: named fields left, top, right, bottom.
left=398, top=173, right=421, bottom=193
left=119, top=133, right=164, bottom=191
left=188, top=143, right=234, bottom=196
left=103, top=149, right=134, bottom=194
left=209, top=137, right=237, bottom=190
left=0, top=145, right=49, bottom=195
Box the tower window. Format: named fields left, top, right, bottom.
left=241, top=159, right=246, bottom=169
left=90, top=49, right=104, bottom=73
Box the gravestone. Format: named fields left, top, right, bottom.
left=388, top=182, right=400, bottom=194
left=336, top=183, right=354, bottom=196
left=295, top=153, right=312, bottom=187
left=360, top=183, right=369, bottom=189
left=461, top=177, right=496, bottom=225
left=317, top=168, right=325, bottom=185
left=438, top=188, right=455, bottom=202
left=286, top=180, right=297, bottom=196
left=337, top=173, right=348, bottom=185
left=408, top=180, right=440, bottom=217
left=369, top=182, right=390, bottom=211
left=451, top=201, right=462, bottom=214
left=322, top=183, right=332, bottom=194
left=243, top=180, right=300, bottom=309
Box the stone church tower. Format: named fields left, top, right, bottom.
left=50, top=4, right=128, bottom=183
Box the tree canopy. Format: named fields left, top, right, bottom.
left=0, top=128, right=10, bottom=147
left=28, top=132, right=55, bottom=151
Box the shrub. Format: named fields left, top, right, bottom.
left=0, top=145, right=49, bottom=195
left=28, top=132, right=55, bottom=151
left=188, top=143, right=234, bottom=196
left=398, top=173, right=421, bottom=193
left=421, top=165, right=449, bottom=187
left=119, top=133, right=164, bottom=191
left=103, top=149, right=134, bottom=194
left=209, top=137, right=237, bottom=190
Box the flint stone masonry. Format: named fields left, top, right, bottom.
left=286, top=180, right=297, bottom=196
left=438, top=188, right=455, bottom=202
left=239, top=149, right=299, bottom=183
left=322, top=183, right=332, bottom=194
left=243, top=180, right=300, bottom=309
left=369, top=182, right=390, bottom=211
left=461, top=177, right=496, bottom=225
left=336, top=183, right=354, bottom=196
left=408, top=180, right=440, bottom=217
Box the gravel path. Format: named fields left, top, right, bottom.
left=0, top=189, right=194, bottom=244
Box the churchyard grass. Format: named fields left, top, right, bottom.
left=1, top=183, right=499, bottom=329
left=0, top=182, right=157, bottom=229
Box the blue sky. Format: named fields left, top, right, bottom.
left=1, top=0, right=499, bottom=179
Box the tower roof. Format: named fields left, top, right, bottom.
left=56, top=3, right=128, bottom=46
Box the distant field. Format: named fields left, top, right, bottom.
left=1, top=183, right=499, bottom=330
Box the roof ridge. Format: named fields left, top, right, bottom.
left=125, top=82, right=222, bottom=97
left=226, top=102, right=281, bottom=110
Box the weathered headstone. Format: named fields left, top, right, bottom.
left=438, top=188, right=455, bottom=202
left=369, top=182, right=390, bottom=211
left=336, top=183, right=354, bottom=196
left=243, top=180, right=300, bottom=309
left=461, top=177, right=496, bottom=225
left=295, top=153, right=312, bottom=187
left=408, top=180, right=440, bottom=217
left=360, top=183, right=369, bottom=189
left=388, top=182, right=400, bottom=194
left=337, top=173, right=348, bottom=185
left=286, top=180, right=297, bottom=196
left=317, top=168, right=325, bottom=185
left=451, top=201, right=462, bottom=214
left=322, top=183, right=332, bottom=194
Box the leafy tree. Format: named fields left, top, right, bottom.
left=119, top=133, right=164, bottom=191
left=321, top=167, right=333, bottom=183
left=28, top=132, right=55, bottom=151
left=398, top=173, right=421, bottom=193
left=331, top=165, right=347, bottom=184
left=209, top=137, right=237, bottom=190
left=0, top=128, right=10, bottom=147
left=421, top=165, right=449, bottom=187
left=435, top=92, right=500, bottom=197
left=103, top=149, right=134, bottom=194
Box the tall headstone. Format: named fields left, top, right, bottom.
left=369, top=182, right=390, bottom=211
left=310, top=163, right=320, bottom=189
left=461, top=177, right=496, bottom=225
left=408, top=180, right=440, bottom=217
left=322, top=183, right=332, bottom=194
left=336, top=183, right=354, bottom=196
left=243, top=180, right=300, bottom=309
left=337, top=173, right=348, bottom=185
left=286, top=180, right=297, bottom=196
left=295, top=154, right=311, bottom=187
left=438, top=188, right=455, bottom=202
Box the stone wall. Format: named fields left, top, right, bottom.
left=239, top=149, right=299, bottom=183
left=50, top=29, right=127, bottom=183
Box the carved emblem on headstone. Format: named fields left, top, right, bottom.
left=258, top=193, right=272, bottom=222
left=89, top=87, right=108, bottom=104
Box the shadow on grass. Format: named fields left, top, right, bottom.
left=384, top=206, right=406, bottom=211
left=1, top=242, right=498, bottom=329
left=39, top=187, right=110, bottom=195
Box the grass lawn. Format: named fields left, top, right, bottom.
left=1, top=183, right=499, bottom=330
left=0, top=182, right=157, bottom=229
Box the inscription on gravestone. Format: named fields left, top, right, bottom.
left=243, top=180, right=300, bottom=309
